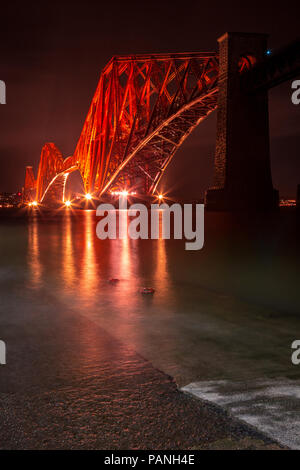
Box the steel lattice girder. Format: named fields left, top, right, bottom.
left=36, top=143, right=64, bottom=201
left=23, top=166, right=36, bottom=201
left=35, top=143, right=75, bottom=202
left=242, top=38, right=300, bottom=92
left=73, top=52, right=219, bottom=195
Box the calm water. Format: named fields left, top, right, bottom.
left=1, top=209, right=300, bottom=386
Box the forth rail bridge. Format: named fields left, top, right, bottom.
left=23, top=32, right=300, bottom=210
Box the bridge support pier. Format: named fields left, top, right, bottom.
left=206, top=32, right=278, bottom=211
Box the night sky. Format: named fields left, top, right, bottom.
left=0, top=1, right=299, bottom=197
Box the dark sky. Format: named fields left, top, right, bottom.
left=0, top=0, right=299, bottom=197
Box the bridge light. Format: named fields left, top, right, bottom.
left=65, top=200, right=71, bottom=207
left=121, top=190, right=128, bottom=197
left=28, top=202, right=32, bottom=207
left=85, top=193, right=92, bottom=200
left=158, top=194, right=163, bottom=200
left=32, top=201, right=38, bottom=206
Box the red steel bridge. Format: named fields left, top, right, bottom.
left=24, top=33, right=300, bottom=210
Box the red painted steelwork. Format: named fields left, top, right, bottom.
left=31, top=53, right=219, bottom=202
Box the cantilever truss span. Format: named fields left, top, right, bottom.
left=31, top=52, right=219, bottom=203
left=74, top=52, right=219, bottom=196
left=34, top=143, right=76, bottom=205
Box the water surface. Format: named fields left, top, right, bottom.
left=1, top=209, right=299, bottom=387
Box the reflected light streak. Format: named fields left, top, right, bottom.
left=62, top=211, right=76, bottom=289
left=78, top=210, right=98, bottom=303
left=27, top=217, right=42, bottom=288
left=108, top=212, right=139, bottom=345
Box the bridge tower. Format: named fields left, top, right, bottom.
left=206, top=32, right=278, bottom=210
left=23, top=166, right=36, bottom=202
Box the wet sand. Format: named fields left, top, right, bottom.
left=0, top=288, right=278, bottom=449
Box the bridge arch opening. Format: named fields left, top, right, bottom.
left=64, top=169, right=85, bottom=201
left=40, top=166, right=79, bottom=207
left=156, top=111, right=217, bottom=201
